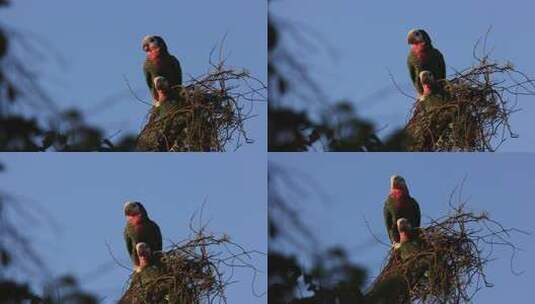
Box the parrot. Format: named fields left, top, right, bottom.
left=407, top=29, right=446, bottom=97
left=394, top=218, right=423, bottom=259
left=418, top=70, right=446, bottom=111
left=384, top=175, right=421, bottom=245
left=395, top=218, right=434, bottom=286
left=134, top=242, right=162, bottom=286
left=142, top=35, right=182, bottom=105
left=153, top=75, right=179, bottom=118
left=124, top=201, right=162, bottom=272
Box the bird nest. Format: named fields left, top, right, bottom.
left=135, top=62, right=264, bottom=152
left=405, top=56, right=533, bottom=151
left=367, top=204, right=520, bottom=304
left=119, top=230, right=258, bottom=304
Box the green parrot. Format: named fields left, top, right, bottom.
left=132, top=243, right=194, bottom=304
left=394, top=218, right=423, bottom=261
left=407, top=29, right=446, bottom=96
left=142, top=35, right=182, bottom=103
left=132, top=242, right=162, bottom=285
left=124, top=201, right=163, bottom=271
left=395, top=218, right=433, bottom=287
left=384, top=175, right=421, bottom=244
left=153, top=76, right=178, bottom=118
left=418, top=70, right=446, bottom=112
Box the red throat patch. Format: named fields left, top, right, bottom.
left=422, top=84, right=432, bottom=95
left=157, top=91, right=167, bottom=101
left=399, top=231, right=410, bottom=243
left=148, top=52, right=160, bottom=63
left=390, top=188, right=407, bottom=201
left=411, top=43, right=428, bottom=62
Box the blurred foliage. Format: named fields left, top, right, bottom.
left=0, top=3, right=136, bottom=151
left=0, top=162, right=99, bottom=303
left=269, top=250, right=367, bottom=304
left=268, top=164, right=398, bottom=304
left=268, top=4, right=409, bottom=152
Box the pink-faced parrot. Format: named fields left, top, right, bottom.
left=418, top=70, right=446, bottom=110
left=142, top=35, right=182, bottom=104
left=407, top=29, right=446, bottom=96
left=384, top=176, right=421, bottom=244
left=124, top=201, right=162, bottom=271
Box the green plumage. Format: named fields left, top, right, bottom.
left=134, top=264, right=161, bottom=286
left=124, top=218, right=162, bottom=267
left=397, top=235, right=433, bottom=285
left=383, top=197, right=421, bottom=243
left=157, top=94, right=182, bottom=119
left=420, top=93, right=446, bottom=112
left=144, top=54, right=182, bottom=100
left=408, top=48, right=446, bottom=96
left=397, top=236, right=423, bottom=262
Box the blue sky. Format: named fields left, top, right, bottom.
left=271, top=0, right=535, bottom=151
left=0, top=153, right=267, bottom=303
left=1, top=0, right=266, bottom=152
left=270, top=153, right=535, bottom=302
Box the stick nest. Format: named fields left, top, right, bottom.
left=405, top=55, right=533, bottom=151
left=136, top=61, right=264, bottom=152
left=119, top=229, right=259, bottom=304
left=367, top=204, right=519, bottom=304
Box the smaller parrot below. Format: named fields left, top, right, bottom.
left=418, top=70, right=446, bottom=111
left=134, top=242, right=162, bottom=285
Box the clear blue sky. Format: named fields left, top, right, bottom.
left=271, top=0, right=535, bottom=151
left=1, top=0, right=266, bottom=152
left=270, top=153, right=535, bottom=302
left=0, top=153, right=267, bottom=303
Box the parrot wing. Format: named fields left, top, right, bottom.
left=143, top=60, right=156, bottom=99
left=124, top=225, right=134, bottom=258
left=407, top=54, right=418, bottom=90
left=412, top=197, right=421, bottom=227
left=154, top=221, right=163, bottom=251
left=171, top=55, right=183, bottom=86
left=384, top=199, right=394, bottom=242
left=435, top=48, right=446, bottom=80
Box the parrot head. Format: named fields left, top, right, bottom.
left=390, top=175, right=407, bottom=190
left=390, top=175, right=409, bottom=199
left=136, top=242, right=152, bottom=259
left=154, top=76, right=170, bottom=91
left=142, top=35, right=168, bottom=61
left=407, top=29, right=432, bottom=46
left=397, top=218, right=411, bottom=232
left=419, top=70, right=435, bottom=86
left=136, top=242, right=152, bottom=271
left=124, top=201, right=149, bottom=225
